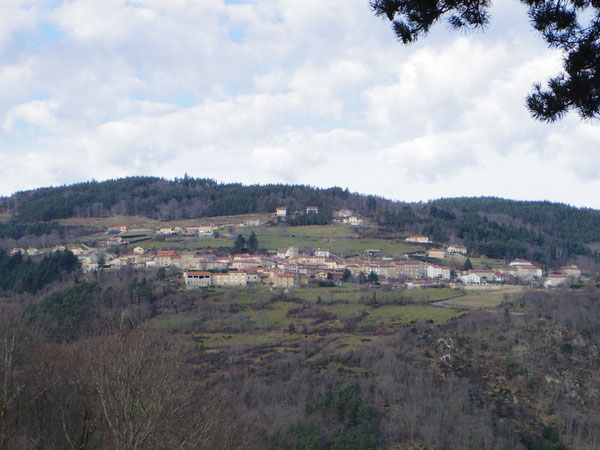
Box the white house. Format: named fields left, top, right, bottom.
left=314, top=248, right=330, bottom=258
left=426, top=264, right=451, bottom=280
left=306, top=206, right=319, bottom=214
left=509, top=258, right=533, bottom=267
left=343, top=216, right=364, bottom=226
left=186, top=224, right=215, bottom=235
left=406, top=235, right=430, bottom=244
left=275, top=207, right=287, bottom=218
left=244, top=218, right=261, bottom=227
left=183, top=271, right=212, bottom=288
left=427, top=248, right=446, bottom=259
left=544, top=274, right=570, bottom=288
left=460, top=272, right=482, bottom=284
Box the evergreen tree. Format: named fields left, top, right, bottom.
left=371, top=0, right=600, bottom=121
left=232, top=234, right=246, bottom=254
left=367, top=271, right=379, bottom=284
left=247, top=231, right=259, bottom=254
left=342, top=268, right=352, bottom=282
left=463, top=258, right=474, bottom=271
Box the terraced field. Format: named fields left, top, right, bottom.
left=149, top=284, right=469, bottom=368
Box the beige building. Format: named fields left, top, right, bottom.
left=155, top=250, right=177, bottom=267
left=559, top=265, right=581, bottom=278
left=244, top=218, right=261, bottom=227
left=447, top=245, right=467, bottom=254
left=273, top=273, right=295, bottom=288
left=427, top=248, right=446, bottom=259
left=211, top=271, right=258, bottom=286
left=515, top=264, right=543, bottom=280
left=395, top=261, right=428, bottom=279
left=275, top=207, right=287, bottom=218
left=157, top=227, right=176, bottom=235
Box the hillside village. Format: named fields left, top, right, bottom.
left=2, top=181, right=600, bottom=450
left=8, top=206, right=583, bottom=292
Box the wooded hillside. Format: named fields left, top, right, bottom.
left=1, top=176, right=599, bottom=265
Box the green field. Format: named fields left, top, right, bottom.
left=101, top=224, right=420, bottom=256
left=141, top=282, right=519, bottom=376
left=360, top=304, right=462, bottom=326
left=442, top=288, right=525, bottom=308
left=148, top=285, right=470, bottom=351
left=291, top=286, right=463, bottom=304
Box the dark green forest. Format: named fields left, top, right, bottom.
left=1, top=176, right=599, bottom=265
left=0, top=221, right=65, bottom=240
left=0, top=249, right=79, bottom=294
left=0, top=176, right=354, bottom=222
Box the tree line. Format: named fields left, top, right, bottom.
left=0, top=176, right=357, bottom=223
left=2, top=177, right=600, bottom=265
left=0, top=249, right=79, bottom=294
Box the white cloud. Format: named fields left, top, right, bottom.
left=252, top=128, right=367, bottom=182
left=376, top=130, right=480, bottom=182
left=4, top=99, right=61, bottom=132
left=0, top=0, right=599, bottom=208
left=0, top=0, right=42, bottom=51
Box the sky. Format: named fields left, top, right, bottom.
left=1, top=0, right=600, bottom=208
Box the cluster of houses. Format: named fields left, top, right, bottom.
left=177, top=250, right=580, bottom=290
left=9, top=229, right=582, bottom=291
left=8, top=247, right=43, bottom=256
left=101, top=207, right=366, bottom=247
left=276, top=206, right=364, bottom=226
left=156, top=224, right=217, bottom=235
left=405, top=236, right=468, bottom=257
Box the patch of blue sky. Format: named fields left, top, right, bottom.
left=229, top=29, right=245, bottom=43
left=6, top=119, right=48, bottom=136
left=130, top=92, right=197, bottom=108
left=136, top=72, right=150, bottom=82
left=224, top=0, right=253, bottom=4
left=45, top=0, right=64, bottom=8
left=20, top=22, right=63, bottom=47
left=40, top=22, right=63, bottom=41
left=173, top=95, right=197, bottom=108
left=131, top=93, right=150, bottom=101
left=25, top=93, right=52, bottom=102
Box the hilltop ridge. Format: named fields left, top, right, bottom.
left=1, top=176, right=599, bottom=266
